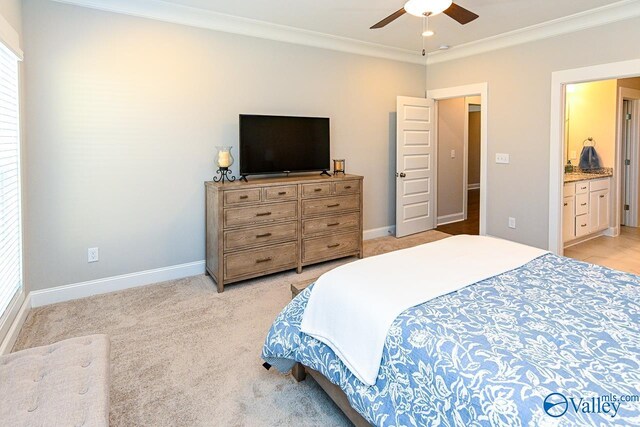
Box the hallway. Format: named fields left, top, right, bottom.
left=436, top=189, right=479, bottom=236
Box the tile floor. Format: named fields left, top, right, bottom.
left=564, top=226, right=640, bottom=275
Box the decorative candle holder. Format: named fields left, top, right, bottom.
left=213, top=146, right=236, bottom=184
left=333, top=159, right=345, bottom=175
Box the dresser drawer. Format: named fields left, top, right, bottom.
left=225, top=242, right=297, bottom=280
left=575, top=182, right=589, bottom=194
left=302, top=183, right=331, bottom=198
left=302, top=195, right=359, bottom=217
left=225, top=189, right=261, bottom=205
left=224, top=222, right=297, bottom=251
left=563, top=183, right=575, bottom=197
left=590, top=178, right=610, bottom=192
left=265, top=185, right=297, bottom=201
left=224, top=201, right=298, bottom=227
left=575, top=214, right=590, bottom=237
left=303, top=212, right=359, bottom=237
left=575, top=193, right=589, bottom=216
left=303, top=232, right=359, bottom=263
left=334, top=180, right=360, bottom=195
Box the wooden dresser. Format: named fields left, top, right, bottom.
left=205, top=174, right=363, bottom=292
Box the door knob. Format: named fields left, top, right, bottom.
left=399, top=172, right=406, bottom=178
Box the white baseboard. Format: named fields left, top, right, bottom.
left=30, top=261, right=206, bottom=308
left=0, top=294, right=31, bottom=355
left=363, top=226, right=396, bottom=240
left=437, top=212, right=465, bottom=226
left=468, top=183, right=480, bottom=190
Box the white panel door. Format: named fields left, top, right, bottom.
left=396, top=96, right=435, bottom=237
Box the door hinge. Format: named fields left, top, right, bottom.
left=626, top=159, right=632, bottom=166
left=626, top=113, right=633, bottom=121
left=625, top=204, right=630, bottom=211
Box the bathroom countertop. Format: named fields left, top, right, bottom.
left=564, top=168, right=613, bottom=183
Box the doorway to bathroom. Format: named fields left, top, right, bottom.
left=560, top=77, right=640, bottom=274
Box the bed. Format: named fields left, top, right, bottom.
left=262, top=236, right=640, bottom=426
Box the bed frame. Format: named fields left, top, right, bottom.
left=292, top=363, right=371, bottom=426
left=290, top=280, right=372, bottom=426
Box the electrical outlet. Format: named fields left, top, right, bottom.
left=88, top=247, right=99, bottom=263
left=508, top=217, right=516, bottom=229
left=496, top=153, right=510, bottom=164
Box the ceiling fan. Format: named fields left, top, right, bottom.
left=371, top=0, right=478, bottom=29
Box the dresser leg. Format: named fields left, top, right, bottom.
left=216, top=280, right=224, bottom=293
left=358, top=251, right=364, bottom=259
left=297, top=265, right=302, bottom=274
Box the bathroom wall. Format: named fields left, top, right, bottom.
left=565, top=80, right=617, bottom=168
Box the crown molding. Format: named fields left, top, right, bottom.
left=0, top=11, right=22, bottom=59
left=427, top=0, right=640, bottom=65
left=52, top=0, right=640, bottom=66
left=51, top=0, right=425, bottom=64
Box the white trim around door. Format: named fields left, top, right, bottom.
left=548, top=58, right=640, bottom=255
left=428, top=83, right=489, bottom=236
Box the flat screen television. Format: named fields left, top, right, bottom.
left=239, top=114, right=330, bottom=177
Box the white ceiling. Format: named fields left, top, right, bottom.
left=161, top=0, right=623, bottom=52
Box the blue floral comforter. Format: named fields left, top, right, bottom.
left=262, top=254, right=640, bottom=426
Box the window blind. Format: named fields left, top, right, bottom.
left=0, top=40, right=21, bottom=320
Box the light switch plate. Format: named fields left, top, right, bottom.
left=451, top=149, right=456, bottom=159
left=496, top=153, right=510, bottom=164
left=508, top=217, right=516, bottom=229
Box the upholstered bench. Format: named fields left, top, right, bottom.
left=0, top=334, right=110, bottom=427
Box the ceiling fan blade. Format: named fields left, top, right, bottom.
left=370, top=8, right=406, bottom=29
left=444, top=3, right=479, bottom=25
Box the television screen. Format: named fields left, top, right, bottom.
left=239, top=115, right=330, bottom=176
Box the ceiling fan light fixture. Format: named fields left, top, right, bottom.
left=404, top=0, right=453, bottom=17
left=422, top=30, right=435, bottom=37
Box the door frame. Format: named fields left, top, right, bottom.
left=428, top=83, right=488, bottom=236
left=548, top=58, right=640, bottom=255
left=619, top=88, right=640, bottom=227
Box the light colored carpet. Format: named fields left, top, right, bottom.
left=13, top=230, right=450, bottom=426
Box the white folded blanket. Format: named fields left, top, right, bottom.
left=300, top=235, right=548, bottom=386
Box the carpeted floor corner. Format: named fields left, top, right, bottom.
left=13, top=230, right=450, bottom=426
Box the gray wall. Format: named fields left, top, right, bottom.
left=22, top=0, right=424, bottom=291
left=468, top=110, right=481, bottom=186
left=436, top=97, right=465, bottom=218
left=427, top=17, right=640, bottom=248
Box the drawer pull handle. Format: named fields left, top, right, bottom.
left=581, top=224, right=587, bottom=228
left=344, top=186, right=352, bottom=189
left=327, top=244, right=341, bottom=249
left=327, top=203, right=341, bottom=208
left=327, top=222, right=340, bottom=227
left=256, top=212, right=272, bottom=217
left=581, top=203, right=587, bottom=206
left=239, top=195, right=249, bottom=200
left=314, top=188, right=323, bottom=192
left=256, top=257, right=272, bottom=264
left=600, top=195, right=605, bottom=199
left=256, top=233, right=272, bottom=238
left=563, top=203, right=568, bottom=207
left=278, top=191, right=287, bottom=195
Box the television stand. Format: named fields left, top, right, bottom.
left=320, top=170, right=331, bottom=177
left=239, top=175, right=248, bottom=182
